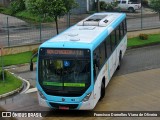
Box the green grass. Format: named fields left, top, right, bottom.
left=15, top=11, right=53, bottom=23
left=0, top=7, right=12, bottom=15
left=0, top=71, right=22, bottom=95
left=15, top=10, right=42, bottom=23
left=0, top=51, right=37, bottom=67
left=0, top=6, right=53, bottom=23
left=128, top=34, right=160, bottom=48
left=0, top=51, right=36, bottom=95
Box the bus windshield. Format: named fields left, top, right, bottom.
left=38, top=48, right=91, bottom=97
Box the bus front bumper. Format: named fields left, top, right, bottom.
left=38, top=93, right=95, bottom=110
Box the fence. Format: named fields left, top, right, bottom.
left=0, top=7, right=160, bottom=47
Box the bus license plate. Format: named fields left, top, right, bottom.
left=59, top=106, right=69, bottom=110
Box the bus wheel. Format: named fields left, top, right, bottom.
left=100, top=81, right=105, bottom=100
left=117, top=53, right=122, bottom=70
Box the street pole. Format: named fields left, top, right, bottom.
left=96, top=0, right=100, bottom=12
left=40, top=22, right=42, bottom=43
left=67, top=12, right=71, bottom=28
left=7, top=17, right=10, bottom=46
left=0, top=46, right=5, bottom=84
left=141, top=0, right=143, bottom=30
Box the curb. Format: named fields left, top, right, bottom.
left=127, top=42, right=160, bottom=50
left=0, top=70, right=30, bottom=99
left=0, top=85, right=23, bottom=99
left=20, top=76, right=30, bottom=94
left=9, top=71, right=31, bottom=94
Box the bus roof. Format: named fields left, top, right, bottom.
left=40, top=12, right=126, bottom=50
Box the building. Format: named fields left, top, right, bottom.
left=72, top=0, right=96, bottom=14
left=0, top=0, right=11, bottom=6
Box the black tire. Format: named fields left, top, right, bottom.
left=128, top=7, right=135, bottom=13
left=117, top=53, right=122, bottom=70
left=100, top=81, right=105, bottom=100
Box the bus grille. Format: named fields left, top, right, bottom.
left=49, top=103, right=79, bottom=110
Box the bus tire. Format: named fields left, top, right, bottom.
left=117, top=52, right=122, bottom=70
left=100, top=81, right=105, bottom=100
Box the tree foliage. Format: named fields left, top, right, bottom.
left=62, top=0, right=78, bottom=12
left=10, top=0, right=25, bottom=14
left=26, top=0, right=66, bottom=18
left=150, top=0, right=160, bottom=20
left=150, top=0, right=160, bottom=12
left=99, top=1, right=118, bottom=11
left=26, top=0, right=78, bottom=34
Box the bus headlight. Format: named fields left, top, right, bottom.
left=82, top=93, right=92, bottom=102
left=38, top=90, right=46, bottom=100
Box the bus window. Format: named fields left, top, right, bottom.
left=116, top=26, right=120, bottom=43
left=99, top=42, right=106, bottom=67
left=110, top=31, right=116, bottom=50
left=93, top=48, right=100, bottom=78
left=106, top=37, right=112, bottom=58
left=121, top=22, right=124, bottom=37
left=124, top=19, right=127, bottom=34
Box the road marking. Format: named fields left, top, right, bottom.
left=25, top=87, right=37, bottom=94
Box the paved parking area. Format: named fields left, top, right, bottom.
left=95, top=68, right=160, bottom=111
left=1, top=68, right=160, bottom=120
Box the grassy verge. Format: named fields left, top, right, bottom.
left=15, top=10, right=53, bottom=23
left=0, top=7, right=53, bottom=23
left=0, top=51, right=37, bottom=95
left=0, top=70, right=22, bottom=95
left=0, top=51, right=37, bottom=67
left=128, top=34, right=160, bottom=48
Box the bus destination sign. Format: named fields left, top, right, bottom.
left=46, top=49, right=84, bottom=56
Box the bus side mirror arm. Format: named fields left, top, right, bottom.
left=30, top=52, right=38, bottom=71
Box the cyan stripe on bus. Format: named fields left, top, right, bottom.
left=40, top=41, right=93, bottom=50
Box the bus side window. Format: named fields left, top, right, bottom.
left=124, top=18, right=127, bottom=34
left=99, top=42, right=106, bottom=67
left=93, top=49, right=100, bottom=79
left=106, top=37, right=112, bottom=58
left=111, top=31, right=116, bottom=49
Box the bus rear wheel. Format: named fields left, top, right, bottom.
left=100, top=81, right=105, bottom=100
left=117, top=53, right=122, bottom=70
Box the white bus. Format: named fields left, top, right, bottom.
left=37, top=12, right=127, bottom=110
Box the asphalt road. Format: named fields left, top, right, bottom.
left=0, top=45, right=160, bottom=120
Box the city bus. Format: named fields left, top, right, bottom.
left=37, top=12, right=127, bottom=110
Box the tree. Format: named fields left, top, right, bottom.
left=26, top=0, right=66, bottom=34
left=62, top=0, right=78, bottom=27
left=63, top=0, right=78, bottom=12
left=10, top=0, right=25, bottom=14
left=149, top=0, right=160, bottom=20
